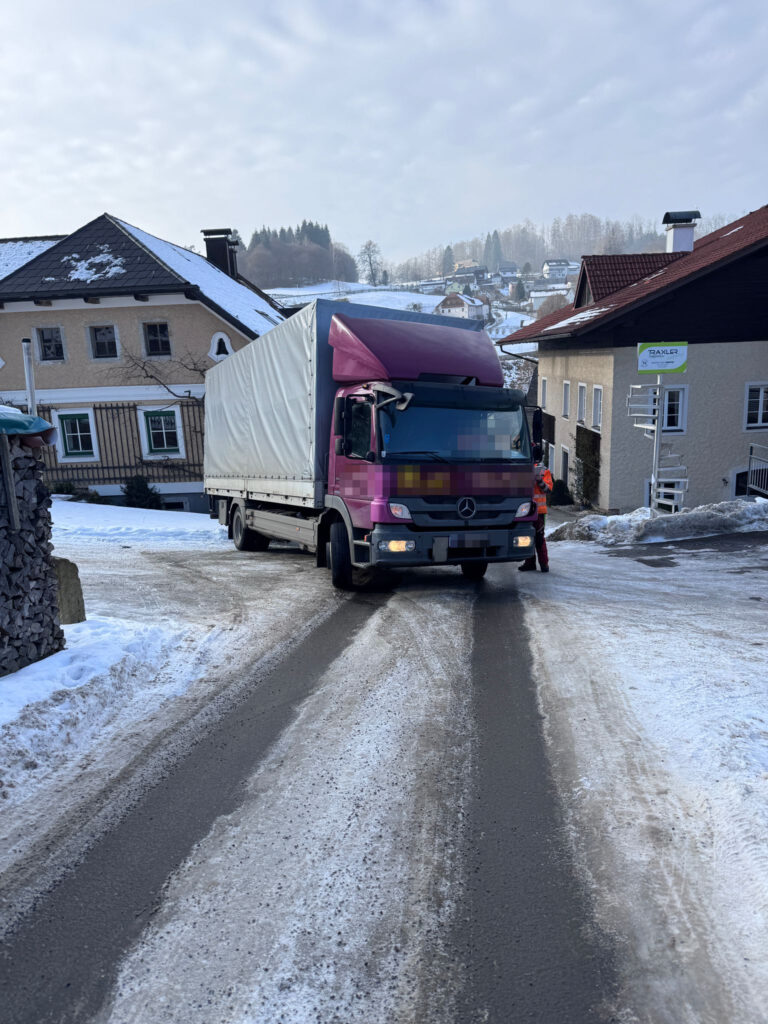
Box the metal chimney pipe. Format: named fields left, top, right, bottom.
left=22, top=338, right=37, bottom=415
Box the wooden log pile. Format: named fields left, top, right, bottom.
left=0, top=436, right=65, bottom=677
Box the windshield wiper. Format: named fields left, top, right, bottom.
left=387, top=450, right=449, bottom=463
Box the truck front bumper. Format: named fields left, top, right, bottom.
left=366, top=524, right=536, bottom=568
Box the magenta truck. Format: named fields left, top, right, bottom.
left=204, top=298, right=537, bottom=588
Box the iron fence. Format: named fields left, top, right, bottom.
left=37, top=401, right=204, bottom=489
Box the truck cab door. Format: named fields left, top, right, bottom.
left=331, top=396, right=376, bottom=528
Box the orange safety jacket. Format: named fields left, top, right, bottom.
left=533, top=464, right=553, bottom=514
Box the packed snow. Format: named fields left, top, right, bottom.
left=549, top=498, right=768, bottom=545
left=1, top=497, right=766, bottom=1021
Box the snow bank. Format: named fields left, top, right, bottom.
left=50, top=497, right=230, bottom=550
left=549, top=499, right=768, bottom=546
left=0, top=617, right=185, bottom=806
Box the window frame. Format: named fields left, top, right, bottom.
left=52, top=408, right=100, bottom=463
left=745, top=382, right=768, bottom=431
left=577, top=382, right=587, bottom=423
left=592, top=385, right=603, bottom=430
left=560, top=444, right=570, bottom=484
left=562, top=380, right=570, bottom=419
left=142, top=321, right=172, bottom=358
left=540, top=377, right=547, bottom=409
left=661, top=385, right=688, bottom=434
left=36, top=326, right=66, bottom=362
left=136, top=405, right=186, bottom=460
left=88, top=324, right=119, bottom=361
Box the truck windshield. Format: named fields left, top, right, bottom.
left=378, top=403, right=529, bottom=462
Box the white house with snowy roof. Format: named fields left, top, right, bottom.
left=432, top=292, right=489, bottom=320
left=0, top=215, right=285, bottom=511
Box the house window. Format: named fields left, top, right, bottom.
left=60, top=414, right=94, bottom=457
left=144, top=411, right=179, bottom=453
left=577, top=383, right=587, bottom=422
left=36, top=326, right=64, bottom=361
left=541, top=377, right=547, bottom=409
left=143, top=322, right=171, bottom=357
left=52, top=408, right=100, bottom=462
left=592, top=386, right=603, bottom=429
left=547, top=442, right=556, bottom=470
left=561, top=445, right=570, bottom=483
left=746, top=384, right=768, bottom=429
left=90, top=325, right=118, bottom=359
left=562, top=381, right=570, bottom=418
left=662, top=386, right=688, bottom=432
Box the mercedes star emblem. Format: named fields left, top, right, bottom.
left=457, top=496, right=477, bottom=520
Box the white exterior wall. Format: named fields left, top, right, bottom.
left=610, top=340, right=768, bottom=511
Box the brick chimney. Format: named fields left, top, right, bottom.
left=201, top=228, right=239, bottom=277
left=662, top=210, right=701, bottom=253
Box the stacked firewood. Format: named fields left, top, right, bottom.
left=0, top=437, right=65, bottom=677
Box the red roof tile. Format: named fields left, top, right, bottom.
left=577, top=253, right=684, bottom=302
left=500, top=205, right=768, bottom=345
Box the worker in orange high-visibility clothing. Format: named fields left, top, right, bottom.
left=519, top=444, right=553, bottom=573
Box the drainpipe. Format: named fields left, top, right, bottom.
left=22, top=338, right=37, bottom=415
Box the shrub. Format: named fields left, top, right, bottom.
left=122, top=475, right=163, bottom=509
left=550, top=478, right=574, bottom=506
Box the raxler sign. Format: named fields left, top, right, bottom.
left=637, top=341, right=688, bottom=374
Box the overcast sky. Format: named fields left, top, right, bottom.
left=1, top=0, right=766, bottom=263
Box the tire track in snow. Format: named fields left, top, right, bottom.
left=95, top=583, right=475, bottom=1024
left=1, top=590, right=389, bottom=1024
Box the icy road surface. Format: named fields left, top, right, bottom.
left=1, top=500, right=767, bottom=1023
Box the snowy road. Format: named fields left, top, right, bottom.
left=1, top=501, right=767, bottom=1023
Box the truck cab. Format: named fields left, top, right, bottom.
left=327, top=377, right=536, bottom=584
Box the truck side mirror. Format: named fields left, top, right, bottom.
left=333, top=396, right=345, bottom=435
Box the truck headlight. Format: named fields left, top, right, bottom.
left=515, top=502, right=533, bottom=518
left=389, top=502, right=412, bottom=520
left=513, top=535, right=533, bottom=547
left=378, top=540, right=416, bottom=553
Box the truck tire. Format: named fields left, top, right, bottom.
left=460, top=560, right=488, bottom=581
left=232, top=506, right=270, bottom=552
left=329, top=520, right=354, bottom=590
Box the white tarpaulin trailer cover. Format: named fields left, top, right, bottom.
left=203, top=299, right=484, bottom=507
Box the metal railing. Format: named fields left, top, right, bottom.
left=747, top=443, right=768, bottom=499
left=37, top=401, right=204, bottom=489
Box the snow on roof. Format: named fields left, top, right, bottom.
left=542, top=305, right=613, bottom=331
left=115, top=218, right=283, bottom=334
left=0, top=237, right=63, bottom=281
left=62, top=244, right=127, bottom=283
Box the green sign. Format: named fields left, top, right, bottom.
left=637, top=342, right=688, bottom=374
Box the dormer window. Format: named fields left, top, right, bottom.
left=208, top=332, right=233, bottom=361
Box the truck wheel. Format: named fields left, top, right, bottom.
left=232, top=507, right=270, bottom=552
left=330, top=521, right=354, bottom=590
left=461, top=560, right=488, bottom=581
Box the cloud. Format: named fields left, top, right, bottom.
left=0, top=0, right=765, bottom=262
